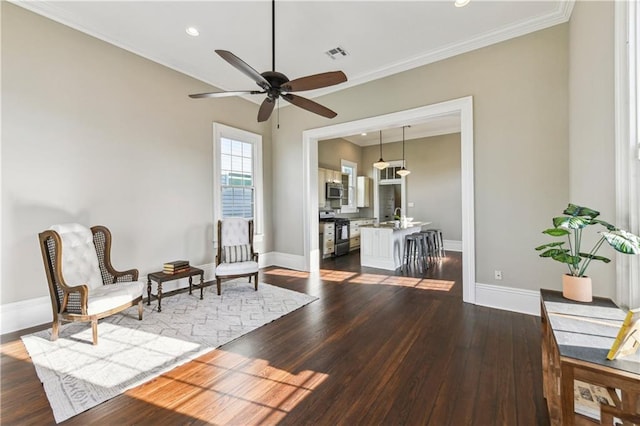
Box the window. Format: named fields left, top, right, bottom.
left=213, top=123, right=263, bottom=240
left=341, top=159, right=357, bottom=213
left=614, top=1, right=639, bottom=307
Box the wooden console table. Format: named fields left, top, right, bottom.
left=541, top=289, right=640, bottom=425
left=147, top=266, right=204, bottom=312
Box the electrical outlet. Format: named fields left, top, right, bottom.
left=494, top=270, right=503, bottom=280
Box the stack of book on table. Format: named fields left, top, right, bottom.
left=163, top=260, right=190, bottom=274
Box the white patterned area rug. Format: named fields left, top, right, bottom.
left=21, top=280, right=317, bottom=423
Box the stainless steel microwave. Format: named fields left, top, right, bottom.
left=326, top=182, right=343, bottom=199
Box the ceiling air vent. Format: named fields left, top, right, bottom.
left=325, top=46, right=348, bottom=60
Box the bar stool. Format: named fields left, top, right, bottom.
left=419, top=230, right=436, bottom=265
left=426, top=228, right=445, bottom=258
left=403, top=233, right=425, bottom=269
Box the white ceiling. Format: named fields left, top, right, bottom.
left=13, top=1, right=573, bottom=101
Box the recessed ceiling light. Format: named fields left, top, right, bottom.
left=454, top=0, right=471, bottom=7
left=186, top=27, right=200, bottom=37
left=361, top=133, right=367, bottom=136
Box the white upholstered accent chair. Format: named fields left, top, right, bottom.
left=215, top=218, right=259, bottom=295
left=38, top=224, right=145, bottom=345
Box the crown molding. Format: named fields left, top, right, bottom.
left=10, top=0, right=575, bottom=106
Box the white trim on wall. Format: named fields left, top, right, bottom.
left=2, top=259, right=543, bottom=334
left=614, top=0, right=640, bottom=309
left=302, top=96, right=476, bottom=304
left=475, top=283, right=540, bottom=316
left=1, top=262, right=217, bottom=335
left=444, top=240, right=463, bottom=252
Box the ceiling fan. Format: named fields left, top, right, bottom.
left=189, top=0, right=347, bottom=122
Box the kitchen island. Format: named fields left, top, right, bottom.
left=360, top=221, right=428, bottom=270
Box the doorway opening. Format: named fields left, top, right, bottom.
left=302, top=96, right=475, bottom=304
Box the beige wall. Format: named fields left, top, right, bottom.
left=1, top=3, right=271, bottom=304
left=273, top=24, right=570, bottom=293
left=317, top=138, right=362, bottom=171
left=1, top=1, right=620, bottom=305
left=568, top=1, right=616, bottom=298
left=360, top=133, right=463, bottom=241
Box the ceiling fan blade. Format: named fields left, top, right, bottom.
left=282, top=94, right=337, bottom=119
left=257, top=97, right=276, bottom=122
left=189, top=90, right=264, bottom=99
left=215, top=50, right=271, bottom=90
left=281, top=71, right=347, bottom=92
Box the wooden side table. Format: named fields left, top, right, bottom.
left=147, top=266, right=204, bottom=312
left=540, top=289, right=640, bottom=425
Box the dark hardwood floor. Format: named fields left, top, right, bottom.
left=1, top=250, right=549, bottom=425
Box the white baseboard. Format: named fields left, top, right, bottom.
left=0, top=296, right=53, bottom=335
left=259, top=251, right=306, bottom=271
left=444, top=240, right=462, bottom=252
left=475, top=283, right=540, bottom=316
left=1, top=262, right=218, bottom=336
left=1, top=261, right=541, bottom=335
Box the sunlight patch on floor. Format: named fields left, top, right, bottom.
left=348, top=275, right=454, bottom=291
left=262, top=266, right=454, bottom=291
left=347, top=273, right=388, bottom=285
left=264, top=268, right=310, bottom=278
left=415, top=279, right=455, bottom=291
left=142, top=349, right=329, bottom=424
left=318, top=269, right=358, bottom=282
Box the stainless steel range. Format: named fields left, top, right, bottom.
left=333, top=218, right=350, bottom=257
left=319, top=210, right=350, bottom=257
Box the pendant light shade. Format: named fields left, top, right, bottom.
left=396, top=125, right=411, bottom=176
left=373, top=130, right=389, bottom=170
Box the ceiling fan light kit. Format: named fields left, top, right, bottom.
left=189, top=0, right=347, bottom=123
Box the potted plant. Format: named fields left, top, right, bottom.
left=535, top=203, right=640, bottom=302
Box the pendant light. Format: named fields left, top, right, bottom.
left=397, top=126, right=411, bottom=176
left=373, top=130, right=389, bottom=170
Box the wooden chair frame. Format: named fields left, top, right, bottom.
left=38, top=225, right=143, bottom=345
left=215, top=219, right=259, bottom=295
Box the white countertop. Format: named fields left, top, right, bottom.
left=360, top=221, right=429, bottom=231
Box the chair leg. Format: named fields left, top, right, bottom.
left=254, top=273, right=259, bottom=291
left=91, top=318, right=98, bottom=345
left=138, top=300, right=143, bottom=320
left=51, top=319, right=60, bottom=341
left=216, top=277, right=222, bottom=296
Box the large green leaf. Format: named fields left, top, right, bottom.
left=535, top=242, right=565, bottom=251
left=538, top=248, right=568, bottom=258
left=542, top=228, right=570, bottom=237
left=601, top=230, right=640, bottom=254
left=553, top=216, right=590, bottom=229
left=563, top=204, right=600, bottom=219
left=591, top=219, right=617, bottom=231
left=551, top=251, right=581, bottom=265
left=578, top=252, right=611, bottom=263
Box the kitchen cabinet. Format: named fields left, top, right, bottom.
left=321, top=222, right=335, bottom=258
left=356, top=176, right=371, bottom=207
left=321, top=168, right=341, bottom=183
left=349, top=218, right=375, bottom=251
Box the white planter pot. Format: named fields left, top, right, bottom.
left=562, top=274, right=592, bottom=302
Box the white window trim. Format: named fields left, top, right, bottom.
left=614, top=1, right=639, bottom=308
left=340, top=159, right=358, bottom=213
left=212, top=123, right=264, bottom=245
